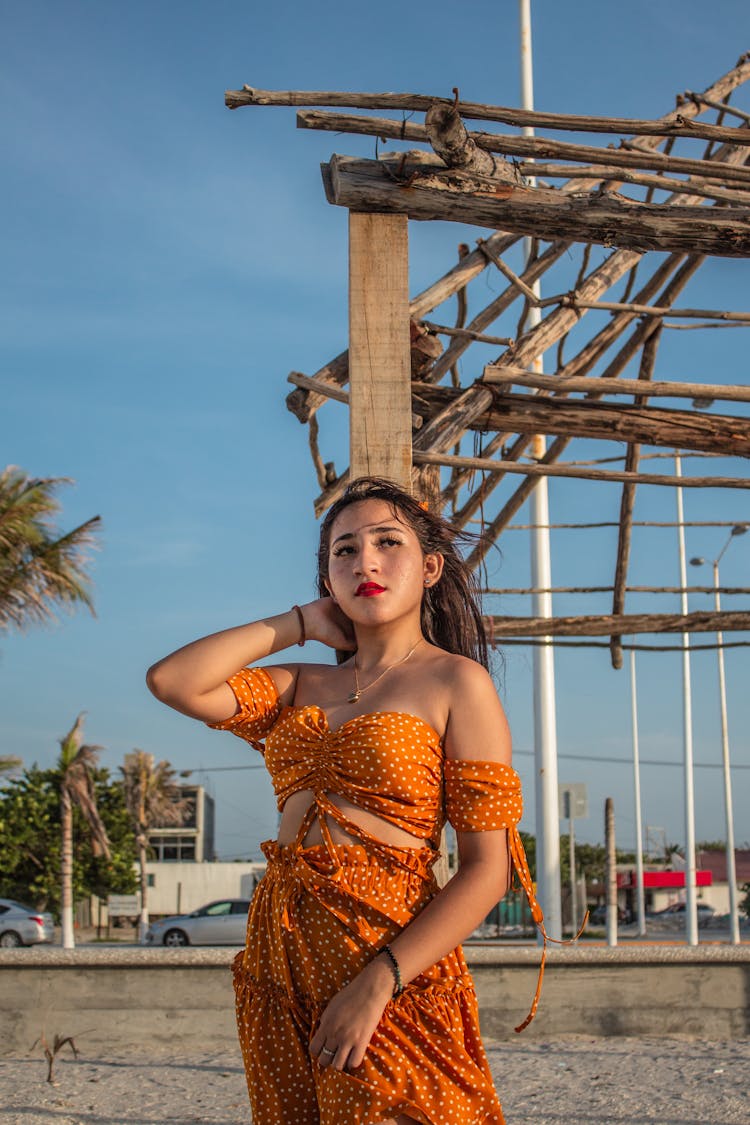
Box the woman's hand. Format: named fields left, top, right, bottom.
left=302, top=597, right=357, bottom=653
left=309, top=956, right=393, bottom=1072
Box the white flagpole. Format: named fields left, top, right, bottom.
left=519, top=0, right=562, bottom=940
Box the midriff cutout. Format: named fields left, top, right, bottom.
left=276, top=788, right=425, bottom=849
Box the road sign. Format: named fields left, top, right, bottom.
left=560, top=783, right=588, bottom=820
left=107, top=894, right=139, bottom=916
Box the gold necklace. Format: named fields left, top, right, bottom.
left=348, top=639, right=423, bottom=704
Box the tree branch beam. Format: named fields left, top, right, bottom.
left=486, top=610, right=750, bottom=638
left=324, top=155, right=750, bottom=258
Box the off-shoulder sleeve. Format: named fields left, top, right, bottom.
left=445, top=758, right=548, bottom=1033
left=205, top=667, right=282, bottom=752
left=444, top=758, right=524, bottom=831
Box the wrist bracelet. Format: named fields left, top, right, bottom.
left=291, top=605, right=306, bottom=647
left=381, top=943, right=403, bottom=997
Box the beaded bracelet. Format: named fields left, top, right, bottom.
left=291, top=605, right=306, bottom=647
left=381, top=943, right=403, bottom=997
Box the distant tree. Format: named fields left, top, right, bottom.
left=0, top=465, right=100, bottom=633
left=58, top=715, right=110, bottom=948
left=0, top=764, right=136, bottom=913
left=0, top=765, right=61, bottom=907
left=740, top=883, right=750, bottom=919
left=121, top=751, right=192, bottom=944
left=0, top=756, right=22, bottom=778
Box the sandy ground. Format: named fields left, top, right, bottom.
left=0, top=1037, right=748, bottom=1125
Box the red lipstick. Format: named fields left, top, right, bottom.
left=356, top=582, right=385, bottom=596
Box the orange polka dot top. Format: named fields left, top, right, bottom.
left=209, top=667, right=546, bottom=1028
left=208, top=667, right=530, bottom=845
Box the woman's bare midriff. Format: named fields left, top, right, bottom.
left=276, top=788, right=424, bottom=849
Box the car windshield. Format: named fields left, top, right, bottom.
left=8, top=901, right=34, bottom=913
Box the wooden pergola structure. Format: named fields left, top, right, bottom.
left=226, top=54, right=750, bottom=670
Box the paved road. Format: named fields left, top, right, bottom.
left=1, top=1036, right=748, bottom=1124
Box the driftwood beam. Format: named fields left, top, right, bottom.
left=610, top=329, right=660, bottom=668
left=288, top=371, right=424, bottom=428
left=412, top=449, right=750, bottom=489
left=411, top=386, right=750, bottom=456
left=285, top=351, right=349, bottom=422
left=226, top=58, right=750, bottom=141
left=537, top=297, right=750, bottom=322
left=481, top=368, right=750, bottom=405
left=483, top=585, right=750, bottom=596
left=324, top=156, right=750, bottom=257
left=421, top=321, right=514, bottom=346
left=301, top=109, right=750, bottom=186
left=511, top=164, right=750, bottom=206
left=485, top=610, right=750, bottom=638
left=287, top=370, right=349, bottom=406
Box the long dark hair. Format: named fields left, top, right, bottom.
left=317, top=477, right=489, bottom=669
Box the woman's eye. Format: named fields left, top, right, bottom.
left=332, top=545, right=354, bottom=558
left=379, top=536, right=402, bottom=547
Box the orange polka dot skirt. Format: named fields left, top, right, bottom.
left=234, top=839, right=506, bottom=1124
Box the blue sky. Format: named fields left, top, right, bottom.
left=2, top=1, right=749, bottom=861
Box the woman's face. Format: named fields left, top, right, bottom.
left=324, top=499, right=442, bottom=625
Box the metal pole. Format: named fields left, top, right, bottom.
left=630, top=649, right=647, bottom=936
left=675, top=454, right=698, bottom=945
left=713, top=558, right=741, bottom=944
left=605, top=797, right=617, bottom=947
left=519, top=0, right=562, bottom=942
left=569, top=812, right=577, bottom=939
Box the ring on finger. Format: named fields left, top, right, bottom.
left=320, top=1046, right=336, bottom=1057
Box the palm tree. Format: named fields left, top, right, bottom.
left=121, top=751, right=192, bottom=944
left=58, top=715, right=111, bottom=949
left=0, top=465, right=101, bottom=633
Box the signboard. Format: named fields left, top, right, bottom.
left=107, top=894, right=139, bottom=917
left=559, top=783, right=588, bottom=820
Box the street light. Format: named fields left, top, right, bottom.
left=689, top=523, right=747, bottom=945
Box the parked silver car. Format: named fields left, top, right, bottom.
left=146, top=899, right=252, bottom=947
left=0, top=898, right=55, bottom=947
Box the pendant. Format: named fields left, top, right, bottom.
left=347, top=690, right=361, bottom=703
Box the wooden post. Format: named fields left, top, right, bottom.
left=348, top=212, right=411, bottom=486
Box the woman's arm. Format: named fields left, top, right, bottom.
left=311, top=659, right=513, bottom=1071
left=146, top=599, right=355, bottom=724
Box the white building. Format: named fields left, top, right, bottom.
left=144, top=860, right=267, bottom=916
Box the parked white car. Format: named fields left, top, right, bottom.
left=0, top=899, right=55, bottom=947
left=146, top=899, right=252, bottom=946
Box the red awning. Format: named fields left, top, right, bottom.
left=617, top=870, right=712, bottom=889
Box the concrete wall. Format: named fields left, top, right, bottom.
left=1, top=945, right=748, bottom=1056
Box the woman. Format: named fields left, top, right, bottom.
left=147, top=476, right=542, bottom=1125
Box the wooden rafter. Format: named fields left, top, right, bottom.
left=610, top=327, right=661, bottom=668
left=226, top=54, right=750, bottom=139
left=486, top=610, right=750, bottom=638
left=482, top=369, right=750, bottom=404
left=413, top=449, right=750, bottom=490
left=410, top=384, right=750, bottom=457
left=323, top=154, right=750, bottom=258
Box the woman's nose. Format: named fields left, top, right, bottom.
left=354, top=545, right=378, bottom=574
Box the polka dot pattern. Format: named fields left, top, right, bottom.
left=209, top=667, right=544, bottom=1122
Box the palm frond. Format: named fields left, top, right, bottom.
left=58, top=715, right=111, bottom=860
left=0, top=466, right=101, bottom=632
left=121, top=750, right=193, bottom=834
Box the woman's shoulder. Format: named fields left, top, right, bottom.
left=426, top=647, right=496, bottom=694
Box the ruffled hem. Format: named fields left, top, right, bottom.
left=233, top=957, right=505, bottom=1125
